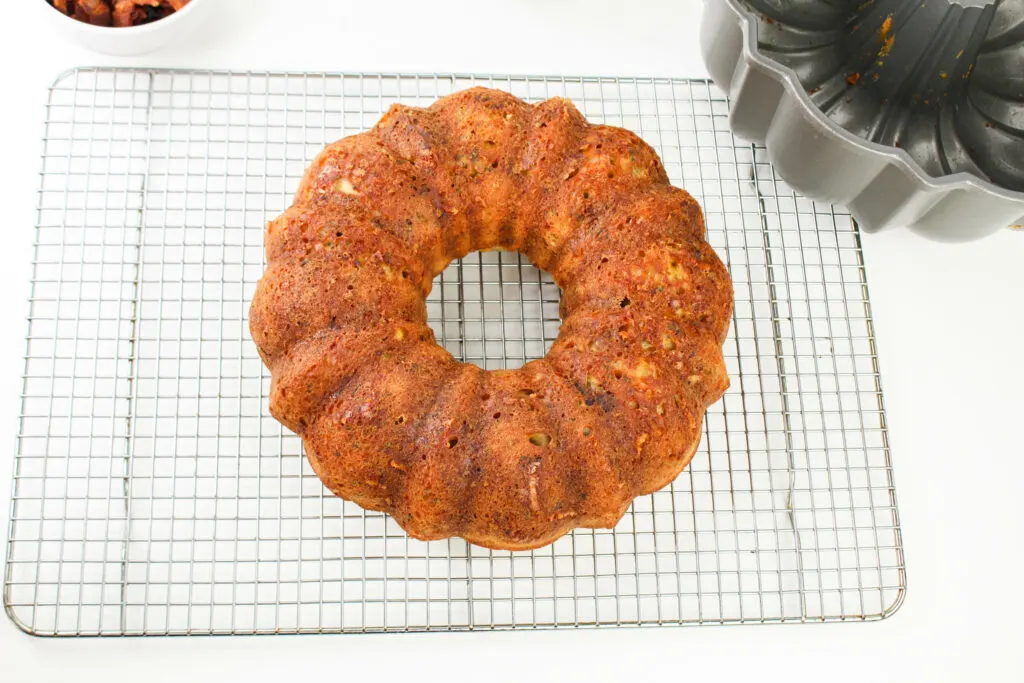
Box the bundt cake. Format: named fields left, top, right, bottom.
left=249, top=87, right=733, bottom=551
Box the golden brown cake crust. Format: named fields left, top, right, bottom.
left=250, top=87, right=733, bottom=551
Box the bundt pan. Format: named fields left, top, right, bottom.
left=701, top=0, right=1024, bottom=241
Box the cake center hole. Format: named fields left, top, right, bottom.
left=427, top=250, right=562, bottom=370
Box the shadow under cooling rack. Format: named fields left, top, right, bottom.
left=5, top=69, right=904, bottom=636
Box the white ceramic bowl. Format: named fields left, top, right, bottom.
left=39, top=0, right=210, bottom=57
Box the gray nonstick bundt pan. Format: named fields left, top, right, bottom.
left=701, top=0, right=1024, bottom=241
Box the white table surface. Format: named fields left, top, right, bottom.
left=1, top=1, right=1022, bottom=681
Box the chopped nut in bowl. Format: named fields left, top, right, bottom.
left=41, top=0, right=209, bottom=56
left=49, top=0, right=191, bottom=27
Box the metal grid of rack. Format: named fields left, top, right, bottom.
left=4, top=69, right=904, bottom=636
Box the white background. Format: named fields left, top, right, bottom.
left=1, top=1, right=1022, bottom=681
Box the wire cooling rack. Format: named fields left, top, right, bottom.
left=5, top=69, right=904, bottom=636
